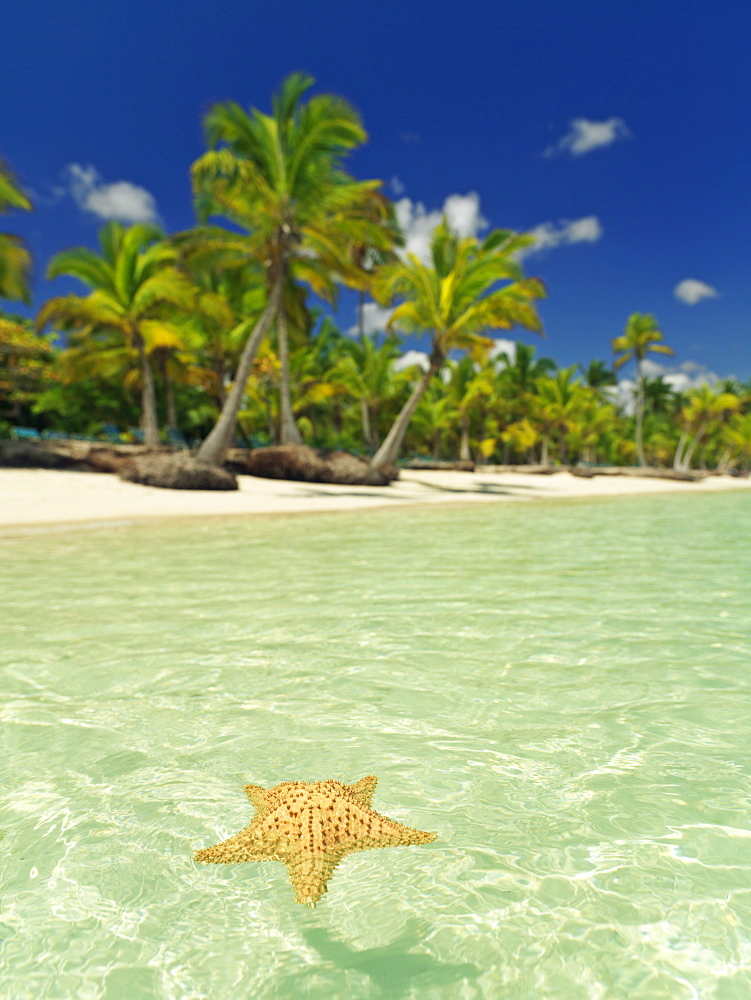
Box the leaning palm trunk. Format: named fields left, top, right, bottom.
left=673, top=429, right=690, bottom=470
left=635, top=364, right=646, bottom=466
left=197, top=280, right=282, bottom=465
left=370, top=347, right=444, bottom=472
left=276, top=306, right=302, bottom=445
left=674, top=422, right=708, bottom=471
left=136, top=338, right=160, bottom=446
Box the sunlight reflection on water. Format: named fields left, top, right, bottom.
left=1, top=492, right=750, bottom=999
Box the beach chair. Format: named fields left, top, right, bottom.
left=166, top=428, right=189, bottom=449
left=10, top=427, right=41, bottom=440
left=99, top=423, right=123, bottom=442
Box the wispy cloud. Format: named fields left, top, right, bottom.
left=390, top=175, right=406, bottom=196
left=673, top=278, right=718, bottom=305
left=394, top=349, right=430, bottom=372
left=345, top=302, right=395, bottom=339
left=395, top=192, right=488, bottom=262
left=543, top=117, right=630, bottom=158
left=63, top=163, right=160, bottom=224
left=521, top=216, right=603, bottom=256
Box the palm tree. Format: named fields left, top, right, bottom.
left=673, top=385, right=741, bottom=470
left=579, top=358, right=616, bottom=391
left=642, top=374, right=679, bottom=416
left=346, top=193, right=402, bottom=344
left=183, top=72, right=395, bottom=465
left=497, top=342, right=556, bottom=397
left=612, top=312, right=674, bottom=466
left=0, top=158, right=33, bottom=304
left=369, top=220, right=545, bottom=472
left=329, top=335, right=404, bottom=451
left=37, top=221, right=194, bottom=444
left=410, top=381, right=458, bottom=458
left=179, top=260, right=267, bottom=412
left=531, top=366, right=589, bottom=465
left=720, top=413, right=751, bottom=472
left=445, top=355, right=495, bottom=461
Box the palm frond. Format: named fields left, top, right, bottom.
left=0, top=160, right=32, bottom=214
left=0, top=232, right=32, bottom=303
left=46, top=246, right=114, bottom=291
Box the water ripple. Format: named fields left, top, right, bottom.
left=1, top=493, right=750, bottom=998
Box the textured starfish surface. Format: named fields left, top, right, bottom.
left=194, top=775, right=436, bottom=906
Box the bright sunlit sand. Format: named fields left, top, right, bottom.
left=1, top=467, right=749, bottom=529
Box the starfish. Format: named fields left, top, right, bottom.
left=194, top=775, right=436, bottom=906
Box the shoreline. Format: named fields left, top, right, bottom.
left=1, top=466, right=749, bottom=531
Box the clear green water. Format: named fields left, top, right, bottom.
left=1, top=492, right=750, bottom=1000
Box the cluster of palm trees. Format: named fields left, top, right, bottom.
left=2, top=75, right=751, bottom=473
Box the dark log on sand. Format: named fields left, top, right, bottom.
left=119, top=453, right=238, bottom=490
left=0, top=439, right=167, bottom=472
left=243, top=444, right=397, bottom=486
left=402, top=458, right=476, bottom=472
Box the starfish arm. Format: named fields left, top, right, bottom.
left=284, top=850, right=348, bottom=908
left=337, top=805, right=437, bottom=853
left=244, top=783, right=271, bottom=810
left=348, top=775, right=378, bottom=806
left=194, top=823, right=284, bottom=864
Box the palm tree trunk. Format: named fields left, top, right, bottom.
left=370, top=346, right=444, bottom=472
left=136, top=337, right=160, bottom=446
left=673, top=429, right=689, bottom=470
left=459, top=415, right=471, bottom=461
left=635, top=361, right=646, bottom=466
left=717, top=447, right=733, bottom=472
left=158, top=354, right=178, bottom=431
left=277, top=304, right=302, bottom=445
left=215, top=360, right=227, bottom=407
left=370, top=403, right=380, bottom=450
left=677, top=423, right=708, bottom=471
left=358, top=289, right=365, bottom=345
left=360, top=398, right=372, bottom=450
left=197, top=280, right=282, bottom=466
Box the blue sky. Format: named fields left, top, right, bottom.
left=3, top=0, right=749, bottom=384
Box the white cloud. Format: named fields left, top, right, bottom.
left=345, top=301, right=395, bottom=338
left=394, top=349, right=430, bottom=373
left=544, top=117, right=630, bottom=157
left=395, top=192, right=488, bottom=262
left=391, top=175, right=406, bottom=196
left=489, top=339, right=517, bottom=365
left=673, top=279, right=719, bottom=305
left=64, top=163, right=160, bottom=224
left=522, top=216, right=603, bottom=256
left=616, top=360, right=721, bottom=411
left=660, top=361, right=720, bottom=394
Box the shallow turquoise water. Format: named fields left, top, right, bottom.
left=1, top=492, right=750, bottom=999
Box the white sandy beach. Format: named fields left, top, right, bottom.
left=1, top=466, right=749, bottom=529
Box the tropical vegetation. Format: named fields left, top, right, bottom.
left=1, top=77, right=749, bottom=474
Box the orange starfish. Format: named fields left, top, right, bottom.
left=194, top=775, right=436, bottom=906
